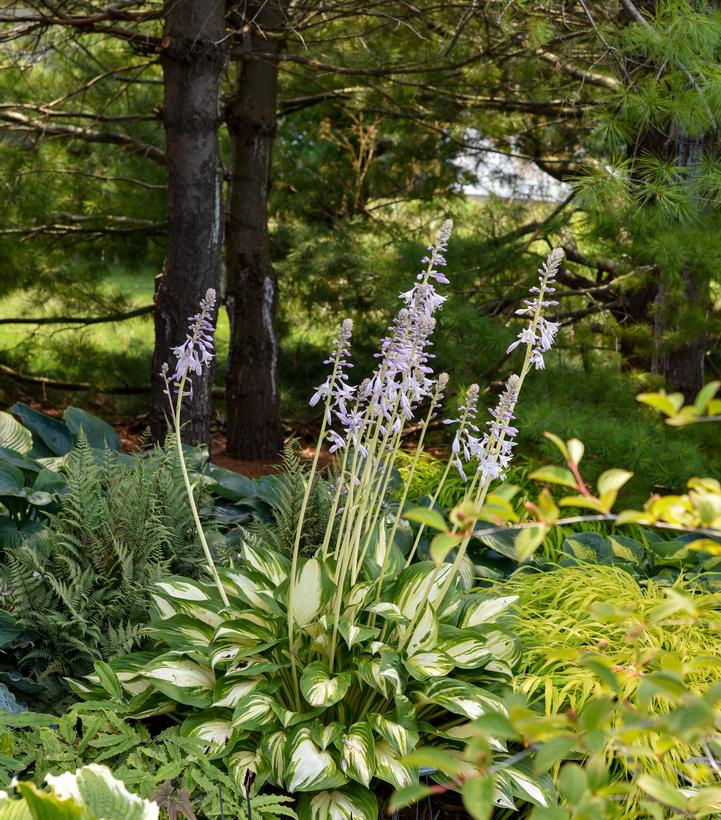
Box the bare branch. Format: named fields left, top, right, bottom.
left=0, top=304, right=154, bottom=326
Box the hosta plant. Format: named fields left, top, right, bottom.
left=71, top=227, right=564, bottom=818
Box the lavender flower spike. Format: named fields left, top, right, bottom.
left=507, top=247, right=564, bottom=370
left=167, top=288, right=217, bottom=397
left=444, top=384, right=480, bottom=480
left=477, top=374, right=520, bottom=486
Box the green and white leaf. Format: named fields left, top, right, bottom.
left=300, top=662, right=352, bottom=708
left=422, top=679, right=506, bottom=720
left=373, top=741, right=417, bottom=789
left=292, top=558, right=332, bottom=627
left=339, top=722, right=375, bottom=788
left=404, top=650, right=456, bottom=681
left=141, top=656, right=215, bottom=708
left=405, top=604, right=438, bottom=656
left=393, top=562, right=454, bottom=620
left=241, top=542, right=290, bottom=587
left=461, top=595, right=519, bottom=627
left=297, top=784, right=378, bottom=820
left=180, top=709, right=233, bottom=757
left=212, top=673, right=265, bottom=708
left=285, top=727, right=348, bottom=793
left=338, top=619, right=379, bottom=650
left=0, top=412, right=32, bottom=454
left=369, top=712, right=418, bottom=757
left=231, top=692, right=279, bottom=731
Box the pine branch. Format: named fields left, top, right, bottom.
left=0, top=304, right=154, bottom=326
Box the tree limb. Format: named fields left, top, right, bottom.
left=0, top=304, right=154, bottom=326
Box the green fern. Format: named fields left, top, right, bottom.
left=4, top=435, right=211, bottom=687
left=243, top=443, right=332, bottom=559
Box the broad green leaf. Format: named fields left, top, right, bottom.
left=0, top=463, right=25, bottom=496
left=300, top=662, right=352, bottom=708
left=285, top=727, right=348, bottom=793
left=180, top=709, right=233, bottom=757
left=339, top=722, right=375, bottom=787
left=463, top=776, right=495, bottom=820
left=63, top=407, right=121, bottom=451
left=297, top=784, right=378, bottom=820
left=0, top=412, right=31, bottom=454
left=373, top=741, right=417, bottom=789
left=528, top=466, right=577, bottom=489
left=10, top=403, right=74, bottom=457
left=403, top=507, right=447, bottom=531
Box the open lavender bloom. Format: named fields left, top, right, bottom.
left=163, top=288, right=217, bottom=400
left=507, top=247, right=563, bottom=369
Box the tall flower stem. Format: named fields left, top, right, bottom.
left=171, top=376, right=229, bottom=608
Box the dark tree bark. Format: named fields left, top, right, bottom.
left=223, top=1, right=286, bottom=459
left=150, top=0, right=228, bottom=446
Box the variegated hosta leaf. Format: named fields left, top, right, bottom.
left=438, top=626, right=491, bottom=669
left=150, top=593, right=225, bottom=628
left=342, top=581, right=374, bottom=614
left=180, top=709, right=233, bottom=757
left=296, top=784, right=379, bottom=820
left=228, top=745, right=272, bottom=795
left=212, top=673, right=265, bottom=708
left=421, top=678, right=506, bottom=720
left=338, top=619, right=379, bottom=650
left=220, top=568, right=278, bottom=614
left=363, top=602, right=408, bottom=626
left=270, top=702, right=322, bottom=729
left=154, top=577, right=218, bottom=603
left=392, top=562, right=454, bottom=620
left=261, top=730, right=288, bottom=786
left=146, top=615, right=214, bottom=651
left=356, top=658, right=391, bottom=697
left=310, top=721, right=344, bottom=751
left=339, top=722, right=375, bottom=788
left=504, top=764, right=553, bottom=808
left=369, top=712, right=419, bottom=757
left=374, top=741, right=417, bottom=789
left=404, top=650, right=455, bottom=681
left=231, top=692, right=279, bottom=731
left=141, top=656, right=215, bottom=708
left=301, top=662, right=352, bottom=708
left=461, top=594, right=519, bottom=627
left=240, top=542, right=290, bottom=587
left=473, top=624, right=522, bottom=667
left=429, top=723, right=507, bottom=754
left=292, top=558, right=333, bottom=626
left=285, top=727, right=348, bottom=793
left=405, top=603, right=439, bottom=656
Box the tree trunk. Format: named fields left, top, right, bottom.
left=150, top=0, right=228, bottom=446
left=224, top=2, right=286, bottom=459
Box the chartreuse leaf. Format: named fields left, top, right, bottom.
left=529, top=466, right=577, bottom=489
left=694, top=381, right=721, bottom=415
left=637, top=774, right=686, bottom=809
left=430, top=532, right=462, bottom=565
left=514, top=526, right=546, bottom=562
left=339, top=722, right=375, bottom=788
left=463, top=776, right=495, bottom=820
left=296, top=784, right=378, bottom=820
left=285, top=727, right=348, bottom=793
left=566, top=438, right=584, bottom=466
left=403, top=507, right=447, bottom=531
left=300, top=662, right=352, bottom=708
left=543, top=432, right=569, bottom=460
left=637, top=390, right=685, bottom=418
